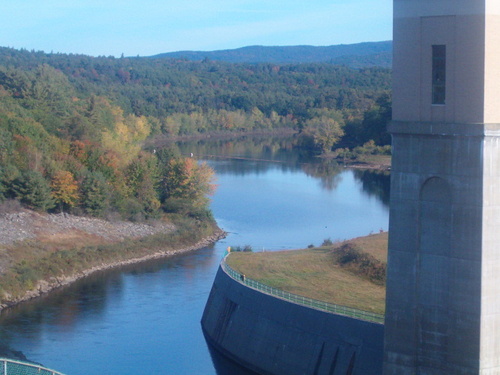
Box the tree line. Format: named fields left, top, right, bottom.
left=0, top=47, right=390, bottom=138
left=0, top=46, right=392, bottom=219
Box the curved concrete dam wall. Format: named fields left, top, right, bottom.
left=201, top=264, right=384, bottom=375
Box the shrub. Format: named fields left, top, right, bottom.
left=231, top=245, right=253, bottom=252
left=353, top=140, right=392, bottom=156
left=333, top=147, right=356, bottom=160
left=321, top=238, right=333, bottom=246
left=14, top=262, right=41, bottom=290
left=332, top=242, right=386, bottom=284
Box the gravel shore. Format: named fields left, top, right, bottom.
left=0, top=210, right=176, bottom=246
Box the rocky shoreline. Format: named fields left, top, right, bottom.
left=0, top=210, right=177, bottom=247
left=0, top=209, right=226, bottom=312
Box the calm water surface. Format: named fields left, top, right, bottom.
left=0, top=137, right=389, bottom=374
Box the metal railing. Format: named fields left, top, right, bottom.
left=0, top=358, right=65, bottom=375
left=221, top=258, right=385, bottom=324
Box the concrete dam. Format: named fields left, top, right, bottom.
left=201, top=260, right=384, bottom=375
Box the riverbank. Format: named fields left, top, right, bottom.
left=0, top=208, right=226, bottom=312
left=323, top=153, right=391, bottom=171
left=147, top=128, right=298, bottom=147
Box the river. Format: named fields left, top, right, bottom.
left=0, top=136, right=389, bottom=374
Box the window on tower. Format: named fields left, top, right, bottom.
left=432, top=45, right=446, bottom=105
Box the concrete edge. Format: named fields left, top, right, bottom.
left=389, top=121, right=500, bottom=137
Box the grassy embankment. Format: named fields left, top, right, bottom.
left=226, top=232, right=388, bottom=314
left=0, top=214, right=222, bottom=307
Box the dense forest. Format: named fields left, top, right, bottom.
left=0, top=46, right=391, bottom=220
left=152, top=41, right=392, bottom=66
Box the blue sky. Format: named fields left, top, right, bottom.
left=0, top=0, right=392, bottom=57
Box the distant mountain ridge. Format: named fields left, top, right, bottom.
left=151, top=41, right=392, bottom=67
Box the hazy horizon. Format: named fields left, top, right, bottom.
left=1, top=0, right=392, bottom=58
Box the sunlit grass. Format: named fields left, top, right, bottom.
left=226, top=232, right=388, bottom=314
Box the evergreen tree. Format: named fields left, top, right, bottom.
left=11, top=170, right=55, bottom=211
left=80, top=171, right=110, bottom=217
left=359, top=93, right=392, bottom=146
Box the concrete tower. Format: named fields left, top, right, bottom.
left=384, top=1, right=500, bottom=374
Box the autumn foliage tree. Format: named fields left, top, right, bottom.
left=51, top=170, right=79, bottom=212
left=158, top=153, right=215, bottom=216
left=125, top=152, right=161, bottom=218
left=300, top=117, right=345, bottom=155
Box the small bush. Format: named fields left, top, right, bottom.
left=13, top=262, right=41, bottom=290
left=231, top=245, right=253, bottom=252
left=353, top=140, right=392, bottom=156
left=332, top=243, right=386, bottom=284
left=334, top=141, right=392, bottom=161
left=333, top=148, right=356, bottom=160
left=321, top=238, right=333, bottom=247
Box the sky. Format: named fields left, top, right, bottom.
left=0, top=0, right=392, bottom=57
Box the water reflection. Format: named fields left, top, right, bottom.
left=353, top=169, right=391, bottom=206
left=173, top=136, right=390, bottom=206
left=206, top=341, right=260, bottom=375
left=160, top=135, right=315, bottom=175
left=301, top=159, right=344, bottom=191
left=174, top=135, right=310, bottom=165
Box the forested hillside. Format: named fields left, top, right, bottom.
left=0, top=46, right=391, bottom=219
left=152, top=41, right=392, bottom=66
